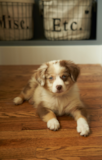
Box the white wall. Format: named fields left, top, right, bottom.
left=0, top=45, right=102, bottom=65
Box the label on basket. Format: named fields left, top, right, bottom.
left=43, top=0, right=93, bottom=40
left=0, top=2, right=34, bottom=40
left=0, top=15, right=29, bottom=30
left=52, top=18, right=78, bottom=32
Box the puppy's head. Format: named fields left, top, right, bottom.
left=34, top=60, right=80, bottom=95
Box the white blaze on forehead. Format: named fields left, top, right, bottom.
left=49, top=60, right=60, bottom=64
left=48, top=60, right=66, bottom=93
left=54, top=63, right=61, bottom=74
left=50, top=61, right=64, bottom=75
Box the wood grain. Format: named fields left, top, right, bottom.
left=80, top=157, right=102, bottom=160
left=0, top=65, right=102, bottom=159
left=36, top=146, right=102, bottom=158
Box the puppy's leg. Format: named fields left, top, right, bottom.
left=70, top=107, right=90, bottom=136
left=37, top=103, right=60, bottom=131
left=13, top=79, right=37, bottom=105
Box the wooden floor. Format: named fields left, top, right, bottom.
left=0, top=65, right=102, bottom=160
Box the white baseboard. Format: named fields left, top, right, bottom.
left=0, top=45, right=102, bottom=65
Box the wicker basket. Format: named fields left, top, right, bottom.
left=42, top=0, right=93, bottom=40
left=0, top=0, right=34, bottom=40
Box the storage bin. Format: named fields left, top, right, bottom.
left=42, top=0, right=93, bottom=40
left=0, top=0, right=34, bottom=40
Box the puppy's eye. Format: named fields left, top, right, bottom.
left=62, top=75, right=67, bottom=79
left=49, top=76, right=53, bottom=80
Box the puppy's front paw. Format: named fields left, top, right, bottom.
left=47, top=118, right=60, bottom=131
left=77, top=118, right=90, bottom=136
left=13, top=97, right=23, bottom=105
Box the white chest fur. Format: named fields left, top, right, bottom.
left=33, top=83, right=81, bottom=116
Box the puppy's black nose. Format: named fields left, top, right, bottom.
left=56, top=85, right=62, bottom=91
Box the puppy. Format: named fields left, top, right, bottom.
left=13, top=60, right=90, bottom=136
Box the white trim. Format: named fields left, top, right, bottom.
left=0, top=45, right=102, bottom=65
left=0, top=0, right=34, bottom=3
left=101, top=46, right=102, bottom=66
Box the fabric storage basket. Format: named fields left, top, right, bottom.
left=42, top=0, right=93, bottom=40
left=0, top=0, right=34, bottom=40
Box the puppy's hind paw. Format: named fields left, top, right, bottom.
left=47, top=118, right=60, bottom=131
left=13, top=97, right=23, bottom=105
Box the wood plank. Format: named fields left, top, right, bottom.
left=0, top=158, right=80, bottom=160
left=84, top=97, right=102, bottom=105
left=0, top=128, right=102, bottom=139
left=0, top=130, right=102, bottom=149
left=36, top=146, right=102, bottom=158
left=80, top=157, right=102, bottom=160
left=78, top=76, right=102, bottom=82
left=0, top=147, right=36, bottom=159
left=0, top=117, right=47, bottom=131
left=80, top=90, right=102, bottom=98
left=0, top=65, right=39, bottom=73
left=27, top=137, right=102, bottom=148
left=78, top=82, right=102, bottom=89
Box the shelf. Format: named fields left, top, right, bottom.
left=0, top=39, right=99, bottom=46
left=0, top=0, right=101, bottom=46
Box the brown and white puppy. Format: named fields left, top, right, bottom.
left=13, top=60, right=90, bottom=136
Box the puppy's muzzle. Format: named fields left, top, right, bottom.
left=56, top=85, right=62, bottom=91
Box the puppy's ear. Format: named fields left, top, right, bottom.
left=68, top=62, right=80, bottom=82
left=60, top=60, right=80, bottom=82
left=34, top=63, right=48, bottom=86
